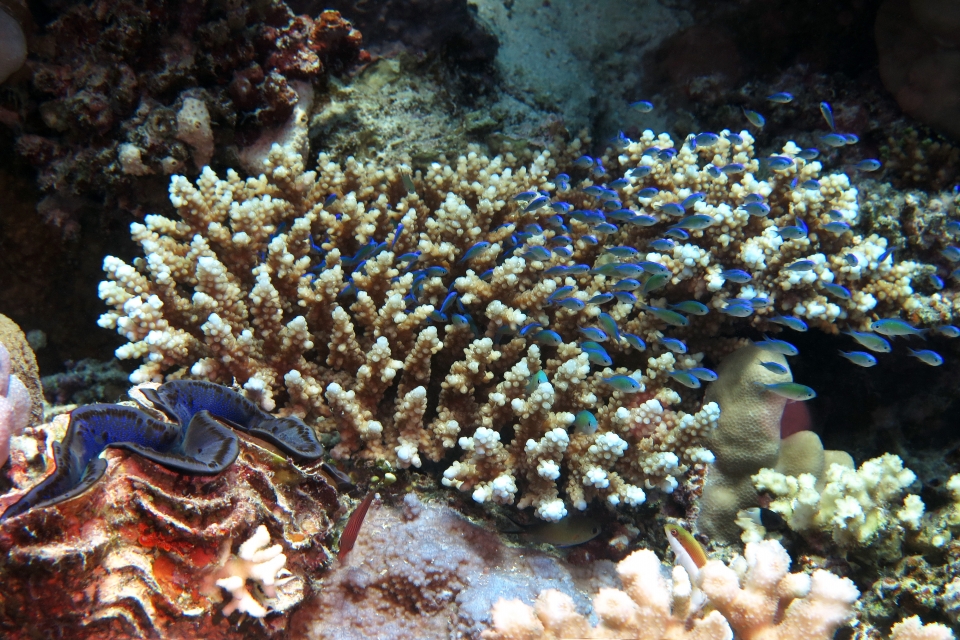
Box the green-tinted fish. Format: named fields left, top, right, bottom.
left=743, top=107, right=765, bottom=128
left=783, top=259, right=815, bottom=272
left=758, top=382, right=816, bottom=401
left=603, top=375, right=642, bottom=393
left=401, top=172, right=417, bottom=195
left=642, top=273, right=669, bottom=295
left=838, top=350, right=877, bottom=367
left=669, top=301, right=709, bottom=316
left=581, top=344, right=612, bottom=366
left=579, top=327, right=608, bottom=342
left=909, top=348, right=943, bottom=366
left=526, top=370, right=548, bottom=394
left=660, top=337, right=687, bottom=354
left=598, top=313, right=620, bottom=341
left=759, top=361, right=789, bottom=375
left=573, top=410, right=598, bottom=434
left=869, top=318, right=925, bottom=338
left=534, top=330, right=563, bottom=347
left=687, top=367, right=718, bottom=382
left=673, top=214, right=715, bottom=231
left=770, top=315, right=808, bottom=332
left=520, top=515, right=602, bottom=547
left=644, top=305, right=689, bottom=327
left=668, top=370, right=701, bottom=389
left=845, top=330, right=891, bottom=353
left=754, top=336, right=798, bottom=356
left=611, top=279, right=641, bottom=292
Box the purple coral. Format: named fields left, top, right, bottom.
left=0, top=342, right=31, bottom=464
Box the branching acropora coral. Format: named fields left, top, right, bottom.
left=99, top=126, right=958, bottom=520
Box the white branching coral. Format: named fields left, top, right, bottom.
left=483, top=539, right=862, bottom=640
left=747, top=454, right=923, bottom=553
left=98, top=128, right=955, bottom=519
left=215, top=525, right=293, bottom=618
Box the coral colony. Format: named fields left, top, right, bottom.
left=86, top=118, right=960, bottom=636
left=2, top=4, right=960, bottom=639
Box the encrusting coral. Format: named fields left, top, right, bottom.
left=98, top=125, right=960, bottom=520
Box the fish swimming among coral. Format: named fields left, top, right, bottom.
left=759, top=361, right=789, bottom=375
left=839, top=350, right=878, bottom=367
left=758, top=382, right=816, bottom=401
left=846, top=330, right=892, bottom=353
left=668, top=370, right=701, bottom=389
left=742, top=107, right=765, bottom=128
left=908, top=349, right=943, bottom=366
left=754, top=336, right=799, bottom=356
left=602, top=375, right=643, bottom=393
left=338, top=491, right=376, bottom=561
left=869, top=318, right=925, bottom=337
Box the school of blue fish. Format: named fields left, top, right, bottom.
left=314, top=97, right=956, bottom=413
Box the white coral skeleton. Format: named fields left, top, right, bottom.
left=215, top=524, right=293, bottom=618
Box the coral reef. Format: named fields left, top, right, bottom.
left=0, top=313, right=41, bottom=426
left=0, top=341, right=30, bottom=464
left=215, top=524, right=301, bottom=619
left=292, top=493, right=621, bottom=639
left=0, top=409, right=338, bottom=638
left=41, top=358, right=131, bottom=407
left=97, top=123, right=960, bottom=521
left=749, top=453, right=924, bottom=558
left=3, top=0, right=364, bottom=219
left=307, top=53, right=533, bottom=168
left=698, top=344, right=850, bottom=542
left=483, top=538, right=864, bottom=640
left=470, top=0, right=688, bottom=134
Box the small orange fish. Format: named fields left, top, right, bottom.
left=338, top=491, right=375, bottom=561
